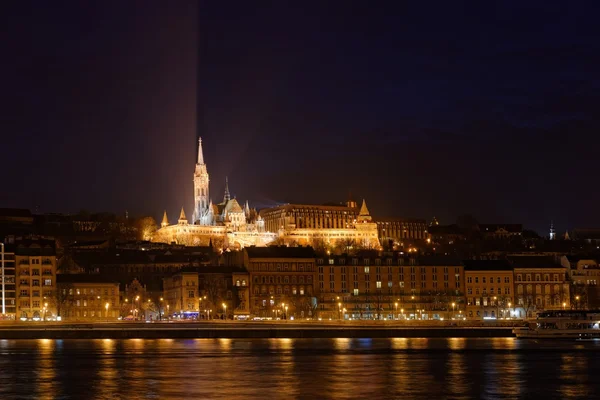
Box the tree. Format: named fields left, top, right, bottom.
left=136, top=216, right=158, bottom=241
left=49, top=283, right=74, bottom=319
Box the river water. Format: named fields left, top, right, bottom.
left=0, top=338, right=599, bottom=399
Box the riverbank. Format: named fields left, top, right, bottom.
left=0, top=321, right=516, bottom=339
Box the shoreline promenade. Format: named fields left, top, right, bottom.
left=0, top=320, right=518, bottom=339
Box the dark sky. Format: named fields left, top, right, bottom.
left=2, top=1, right=600, bottom=234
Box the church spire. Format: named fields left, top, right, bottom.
left=224, top=176, right=231, bottom=202
left=197, top=137, right=204, bottom=165
left=161, top=210, right=169, bottom=228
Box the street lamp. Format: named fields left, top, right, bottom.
left=400, top=308, right=404, bottom=319
left=394, top=302, right=398, bottom=320
left=222, top=303, right=227, bottom=320
left=451, top=302, right=456, bottom=320
left=562, top=302, right=566, bottom=310
left=575, top=295, right=580, bottom=310
left=508, top=302, right=512, bottom=318
left=338, top=302, right=342, bottom=320
left=105, top=302, right=109, bottom=321
left=285, top=305, right=288, bottom=319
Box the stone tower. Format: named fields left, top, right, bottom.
left=193, top=137, right=210, bottom=224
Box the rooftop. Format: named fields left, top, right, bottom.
left=463, top=259, right=513, bottom=271
left=245, top=246, right=316, bottom=259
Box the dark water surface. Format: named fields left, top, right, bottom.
left=0, top=338, right=599, bottom=399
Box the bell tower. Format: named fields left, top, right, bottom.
left=193, top=137, right=210, bottom=224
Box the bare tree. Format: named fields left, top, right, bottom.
left=136, top=216, right=158, bottom=241
left=49, top=283, right=74, bottom=320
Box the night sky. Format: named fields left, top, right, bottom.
left=2, top=1, right=600, bottom=234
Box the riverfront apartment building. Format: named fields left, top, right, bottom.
left=463, top=260, right=514, bottom=319
left=510, top=256, right=570, bottom=318
left=243, top=246, right=317, bottom=319
left=0, top=244, right=16, bottom=319
left=55, top=274, right=120, bottom=321
left=316, top=255, right=465, bottom=320
left=14, top=237, right=57, bottom=320
left=163, top=271, right=199, bottom=318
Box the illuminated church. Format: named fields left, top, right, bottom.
left=153, top=138, right=277, bottom=249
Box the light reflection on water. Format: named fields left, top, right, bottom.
left=0, top=338, right=599, bottom=399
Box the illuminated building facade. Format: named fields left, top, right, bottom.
left=244, top=247, right=318, bottom=319
left=259, top=200, right=380, bottom=251
left=463, top=260, right=514, bottom=320
left=0, top=244, right=16, bottom=320
left=55, top=275, right=120, bottom=320
left=316, top=255, right=464, bottom=320
left=14, top=237, right=57, bottom=320
left=510, top=256, right=570, bottom=318
left=375, top=218, right=430, bottom=246
left=163, top=271, right=199, bottom=318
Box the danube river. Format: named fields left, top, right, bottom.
left=0, top=338, right=599, bottom=399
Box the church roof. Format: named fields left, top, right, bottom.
left=178, top=207, right=187, bottom=221
left=161, top=210, right=168, bottom=225
left=225, top=198, right=244, bottom=214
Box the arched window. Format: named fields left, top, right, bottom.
left=242, top=280, right=246, bottom=286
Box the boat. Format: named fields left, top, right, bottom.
left=513, top=310, right=600, bottom=339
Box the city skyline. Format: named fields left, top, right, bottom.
left=2, top=2, right=600, bottom=235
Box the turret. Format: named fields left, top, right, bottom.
left=356, top=199, right=372, bottom=222
left=161, top=210, right=169, bottom=228
left=178, top=207, right=188, bottom=225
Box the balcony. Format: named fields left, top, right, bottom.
left=42, top=270, right=52, bottom=276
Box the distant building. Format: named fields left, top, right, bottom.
left=375, top=217, right=429, bottom=245
left=55, top=274, right=120, bottom=321
left=244, top=246, right=317, bottom=319
left=14, top=237, right=57, bottom=320
left=259, top=200, right=380, bottom=251
left=561, top=255, right=600, bottom=309
left=509, top=256, right=569, bottom=317
left=0, top=243, right=16, bottom=319
left=316, top=255, right=464, bottom=320
left=571, top=229, right=600, bottom=245
left=479, top=224, right=523, bottom=239
left=163, top=271, right=199, bottom=319
left=463, top=259, right=514, bottom=320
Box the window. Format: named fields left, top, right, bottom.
left=497, top=277, right=501, bottom=284
left=329, top=259, right=334, bottom=265
left=376, top=281, right=382, bottom=289
left=482, top=277, right=486, bottom=284
left=353, top=289, right=359, bottom=296
left=467, top=277, right=472, bottom=283
left=364, top=267, right=370, bottom=273
left=33, top=301, right=40, bottom=308
left=43, top=279, right=52, bottom=286
left=475, top=277, right=479, bottom=283
left=188, top=290, right=195, bottom=298
left=504, top=277, right=510, bottom=283
left=388, top=281, right=393, bottom=288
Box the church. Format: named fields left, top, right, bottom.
left=153, top=138, right=277, bottom=249
left=153, top=138, right=380, bottom=252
